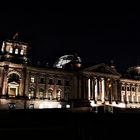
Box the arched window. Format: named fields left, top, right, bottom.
left=9, top=47, right=13, bottom=53
left=8, top=73, right=20, bottom=84
left=39, top=88, right=45, bottom=99
left=15, top=49, right=18, bottom=54
left=48, top=88, right=53, bottom=100
left=56, top=89, right=62, bottom=101
left=20, top=50, right=24, bottom=55
left=30, top=77, right=35, bottom=83
left=29, top=87, right=35, bottom=99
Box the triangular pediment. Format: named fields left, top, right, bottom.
left=83, top=63, right=121, bottom=76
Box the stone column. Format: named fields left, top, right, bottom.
left=81, top=76, right=85, bottom=100
left=117, top=81, right=122, bottom=102
left=72, top=75, right=77, bottom=100
left=45, top=75, right=47, bottom=99
left=90, top=78, right=92, bottom=99
left=84, top=77, right=88, bottom=100
left=90, top=78, right=94, bottom=100
left=19, top=78, right=22, bottom=96
left=78, top=75, right=82, bottom=100
left=98, top=78, right=101, bottom=101
left=112, top=80, right=118, bottom=102
left=130, top=84, right=132, bottom=103
left=92, top=78, right=95, bottom=100
left=104, top=78, right=108, bottom=102
left=35, top=73, right=39, bottom=98
left=133, top=85, right=136, bottom=103
left=0, top=68, right=4, bottom=95
left=125, top=83, right=128, bottom=103
left=88, top=78, right=90, bottom=100
left=101, top=78, right=105, bottom=103
left=136, top=85, right=139, bottom=103
left=25, top=71, right=29, bottom=97
left=2, top=66, right=8, bottom=96
left=94, top=78, right=98, bottom=102
left=108, top=79, right=113, bottom=104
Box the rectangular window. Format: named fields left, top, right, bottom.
left=40, top=77, right=45, bottom=84
left=127, top=87, right=130, bottom=91
left=138, top=87, right=140, bottom=92
left=31, top=77, right=35, bottom=83
left=57, top=80, right=62, bottom=85
left=121, top=86, right=125, bottom=91
left=20, top=50, right=24, bottom=55
left=15, top=49, right=18, bottom=54
left=9, top=47, right=13, bottom=53
left=65, top=80, right=70, bottom=86
left=48, top=79, right=53, bottom=84
left=132, top=87, right=135, bottom=91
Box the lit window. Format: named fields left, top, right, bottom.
left=15, top=49, right=18, bottom=54
left=31, top=77, right=35, bottom=83
left=9, top=47, right=13, bottom=53
left=20, top=50, right=24, bottom=55
left=57, top=89, right=61, bottom=101
left=66, top=104, right=70, bottom=108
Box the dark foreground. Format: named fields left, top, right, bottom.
left=0, top=108, right=140, bottom=139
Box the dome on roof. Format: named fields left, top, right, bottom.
left=53, top=54, right=82, bottom=69
left=125, top=65, right=140, bottom=79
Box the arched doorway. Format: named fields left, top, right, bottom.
left=48, top=88, right=53, bottom=100
left=56, top=88, right=62, bottom=101
left=39, top=88, right=45, bottom=99
left=8, top=73, right=21, bottom=97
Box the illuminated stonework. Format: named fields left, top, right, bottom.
left=0, top=38, right=140, bottom=111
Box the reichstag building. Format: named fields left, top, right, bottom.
left=0, top=36, right=140, bottom=110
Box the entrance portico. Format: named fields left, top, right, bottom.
left=8, top=81, right=19, bottom=97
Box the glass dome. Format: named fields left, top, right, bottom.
left=125, top=65, right=140, bottom=80
left=53, top=54, right=82, bottom=68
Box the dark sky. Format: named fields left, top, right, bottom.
left=0, top=7, right=139, bottom=73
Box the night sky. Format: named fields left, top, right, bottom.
left=0, top=7, right=139, bottom=73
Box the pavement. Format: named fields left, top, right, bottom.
left=0, top=109, right=140, bottom=139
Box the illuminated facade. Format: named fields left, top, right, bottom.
left=0, top=38, right=140, bottom=110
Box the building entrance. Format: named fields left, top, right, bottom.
left=8, top=82, right=19, bottom=97
left=7, top=73, right=20, bottom=97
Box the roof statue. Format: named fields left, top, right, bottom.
left=13, top=32, right=19, bottom=40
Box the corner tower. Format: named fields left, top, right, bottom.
left=0, top=33, right=29, bottom=64
left=0, top=34, right=29, bottom=99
